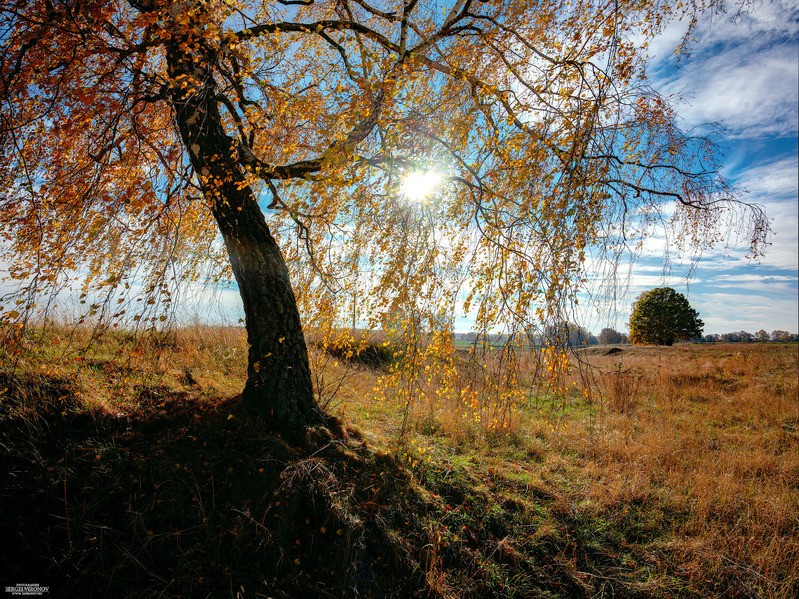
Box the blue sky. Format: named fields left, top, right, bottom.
left=185, top=1, right=798, bottom=336
left=576, top=0, right=799, bottom=335
left=14, top=1, right=790, bottom=336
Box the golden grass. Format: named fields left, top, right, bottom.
left=3, top=324, right=797, bottom=596
left=0, top=325, right=249, bottom=414
left=552, top=344, right=798, bottom=597
left=331, top=341, right=799, bottom=596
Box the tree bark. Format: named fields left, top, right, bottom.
left=166, top=46, right=325, bottom=439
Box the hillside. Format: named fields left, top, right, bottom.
left=1, top=332, right=797, bottom=598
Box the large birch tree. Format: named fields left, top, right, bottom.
left=0, top=0, right=767, bottom=438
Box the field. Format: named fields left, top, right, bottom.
left=1, top=328, right=797, bottom=598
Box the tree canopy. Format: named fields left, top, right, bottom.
left=0, top=0, right=769, bottom=436
left=598, top=327, right=624, bottom=345
left=629, top=287, right=703, bottom=346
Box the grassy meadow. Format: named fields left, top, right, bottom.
left=1, top=326, right=797, bottom=598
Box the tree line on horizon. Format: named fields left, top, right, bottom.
left=702, top=330, right=799, bottom=343
left=452, top=326, right=798, bottom=347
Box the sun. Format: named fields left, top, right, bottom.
left=400, top=170, right=443, bottom=202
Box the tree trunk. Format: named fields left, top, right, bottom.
left=167, top=46, right=325, bottom=439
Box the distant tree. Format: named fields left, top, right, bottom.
left=598, top=327, right=623, bottom=345
left=456, top=332, right=478, bottom=344
left=756, top=330, right=770, bottom=342
left=771, top=330, right=792, bottom=342
left=704, top=333, right=720, bottom=343
left=629, top=288, right=703, bottom=346
left=721, top=330, right=753, bottom=343
left=544, top=322, right=594, bottom=347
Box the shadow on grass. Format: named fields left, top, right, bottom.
left=0, top=371, right=435, bottom=598
left=0, top=371, right=611, bottom=599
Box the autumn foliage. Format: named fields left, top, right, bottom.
left=629, top=287, right=703, bottom=346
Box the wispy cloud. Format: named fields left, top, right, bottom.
left=648, top=0, right=799, bottom=62
left=709, top=273, right=796, bottom=283
left=662, top=43, right=797, bottom=138
left=695, top=292, right=798, bottom=333
left=736, top=156, right=799, bottom=198
left=648, top=1, right=798, bottom=138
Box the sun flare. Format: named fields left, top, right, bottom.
left=400, top=171, right=443, bottom=202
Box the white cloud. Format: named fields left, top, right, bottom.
left=710, top=273, right=796, bottom=283
left=695, top=292, right=798, bottom=333
left=732, top=156, right=799, bottom=271
left=662, top=43, right=797, bottom=137
left=648, top=1, right=798, bottom=138
left=619, top=155, right=799, bottom=274
left=693, top=0, right=799, bottom=45
left=703, top=277, right=796, bottom=296
left=747, top=199, right=798, bottom=271
left=648, top=0, right=799, bottom=61
left=737, top=156, right=799, bottom=198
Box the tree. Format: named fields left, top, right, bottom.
left=756, top=329, right=770, bottom=342
left=543, top=322, right=595, bottom=347
left=628, top=287, right=703, bottom=346
left=771, top=330, right=792, bottom=342
left=598, top=327, right=623, bottom=345
left=1, top=0, right=768, bottom=438
left=721, top=330, right=753, bottom=343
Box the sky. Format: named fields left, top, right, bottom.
left=577, top=0, right=799, bottom=335
left=3, top=1, right=795, bottom=336
left=182, top=0, right=799, bottom=336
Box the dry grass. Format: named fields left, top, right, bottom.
left=332, top=341, right=799, bottom=597
left=567, top=344, right=799, bottom=598
left=2, top=325, right=797, bottom=597
left=0, top=325, right=249, bottom=415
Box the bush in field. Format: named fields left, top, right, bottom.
left=308, top=329, right=399, bottom=369
left=629, top=288, right=703, bottom=346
